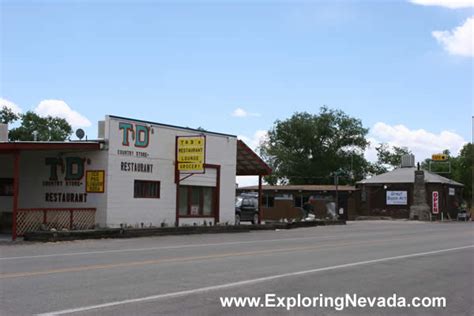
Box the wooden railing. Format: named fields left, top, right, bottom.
left=16, top=208, right=96, bottom=236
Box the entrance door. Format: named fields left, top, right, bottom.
left=0, top=178, right=13, bottom=233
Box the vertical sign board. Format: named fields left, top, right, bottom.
left=86, top=170, right=105, bottom=193
left=432, top=191, right=439, bottom=214
left=177, top=136, right=206, bottom=174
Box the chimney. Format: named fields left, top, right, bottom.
left=401, top=154, right=415, bottom=168
left=97, top=120, right=105, bottom=139
left=0, top=124, right=8, bottom=141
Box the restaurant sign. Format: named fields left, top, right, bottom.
left=177, top=136, right=206, bottom=173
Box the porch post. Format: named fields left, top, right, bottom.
left=258, top=175, right=263, bottom=224
left=12, top=150, right=19, bottom=241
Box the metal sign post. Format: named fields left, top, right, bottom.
left=175, top=135, right=206, bottom=226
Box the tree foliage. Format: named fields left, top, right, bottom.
left=374, top=143, right=412, bottom=170
left=452, top=143, right=472, bottom=207
left=418, top=145, right=472, bottom=207
left=0, top=106, right=19, bottom=124
left=259, top=107, right=369, bottom=185
left=1, top=107, right=72, bottom=141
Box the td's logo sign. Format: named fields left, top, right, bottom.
left=45, top=157, right=89, bottom=181
left=119, top=122, right=150, bottom=148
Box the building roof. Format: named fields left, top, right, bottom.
left=109, top=115, right=237, bottom=138
left=236, top=140, right=272, bottom=176
left=238, top=184, right=356, bottom=192
left=357, top=167, right=463, bottom=186
left=0, top=141, right=102, bottom=152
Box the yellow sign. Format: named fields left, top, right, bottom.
left=177, top=136, right=205, bottom=172
left=432, top=154, right=448, bottom=161
left=86, top=170, right=105, bottom=193
left=178, top=162, right=204, bottom=172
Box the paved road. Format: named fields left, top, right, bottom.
left=0, top=221, right=473, bottom=315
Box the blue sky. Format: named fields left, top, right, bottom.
left=1, top=0, right=473, bottom=176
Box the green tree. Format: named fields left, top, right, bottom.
left=7, top=111, right=72, bottom=141
left=421, top=149, right=452, bottom=174
left=259, top=107, right=369, bottom=185
left=452, top=143, right=472, bottom=207
left=419, top=145, right=471, bottom=207
left=0, top=106, right=19, bottom=124
left=375, top=143, right=412, bottom=169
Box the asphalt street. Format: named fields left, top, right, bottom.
left=0, top=221, right=473, bottom=316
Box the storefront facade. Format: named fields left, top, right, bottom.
left=0, top=115, right=249, bottom=239
left=356, top=167, right=464, bottom=219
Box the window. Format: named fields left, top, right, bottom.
left=134, top=180, right=160, bottom=198
left=179, top=186, right=216, bottom=216
left=242, top=198, right=252, bottom=207
left=294, top=196, right=302, bottom=207
left=295, top=196, right=309, bottom=207
left=202, top=187, right=213, bottom=216
left=262, top=195, right=274, bottom=208
left=179, top=186, right=188, bottom=215
left=0, top=178, right=13, bottom=196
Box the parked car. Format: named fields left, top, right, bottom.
left=235, top=193, right=259, bottom=225
left=457, top=209, right=470, bottom=221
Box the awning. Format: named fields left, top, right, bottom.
left=0, top=141, right=102, bottom=152
left=236, top=140, right=272, bottom=176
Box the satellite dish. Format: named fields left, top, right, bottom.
left=75, top=128, right=85, bottom=140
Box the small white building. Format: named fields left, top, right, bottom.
left=0, top=115, right=270, bottom=239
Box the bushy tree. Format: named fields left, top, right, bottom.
left=0, top=106, right=19, bottom=124
left=452, top=143, right=472, bottom=207
left=259, top=107, right=369, bottom=185
left=1, top=106, right=72, bottom=141
left=373, top=143, right=412, bottom=172
left=419, top=145, right=472, bottom=207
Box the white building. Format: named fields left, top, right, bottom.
left=0, top=115, right=270, bottom=240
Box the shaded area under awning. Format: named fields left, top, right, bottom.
left=0, top=141, right=102, bottom=152
left=236, top=140, right=272, bottom=176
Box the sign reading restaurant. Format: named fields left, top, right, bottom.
left=177, top=136, right=206, bottom=173
left=43, top=156, right=91, bottom=203
left=117, top=121, right=154, bottom=173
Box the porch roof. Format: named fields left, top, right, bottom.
left=0, top=141, right=102, bottom=152
left=236, top=140, right=272, bottom=176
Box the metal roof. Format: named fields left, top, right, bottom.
left=108, top=115, right=237, bottom=138
left=357, top=167, right=463, bottom=186
left=236, top=140, right=272, bottom=176
left=0, top=141, right=102, bottom=151
left=238, top=184, right=356, bottom=192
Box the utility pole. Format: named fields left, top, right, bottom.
left=334, top=172, right=339, bottom=217
left=332, top=168, right=345, bottom=219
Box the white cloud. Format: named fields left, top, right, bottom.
left=366, top=122, right=467, bottom=162
left=231, top=107, right=261, bottom=118
left=238, top=129, right=268, bottom=151
left=0, top=98, right=23, bottom=114
left=432, top=17, right=474, bottom=57
left=34, top=100, right=91, bottom=127
left=410, top=0, right=474, bottom=9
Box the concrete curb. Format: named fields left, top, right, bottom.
left=22, top=220, right=346, bottom=242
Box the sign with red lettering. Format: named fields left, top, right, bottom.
left=432, top=191, right=439, bottom=214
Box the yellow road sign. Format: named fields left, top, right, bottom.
left=432, top=154, right=448, bottom=161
